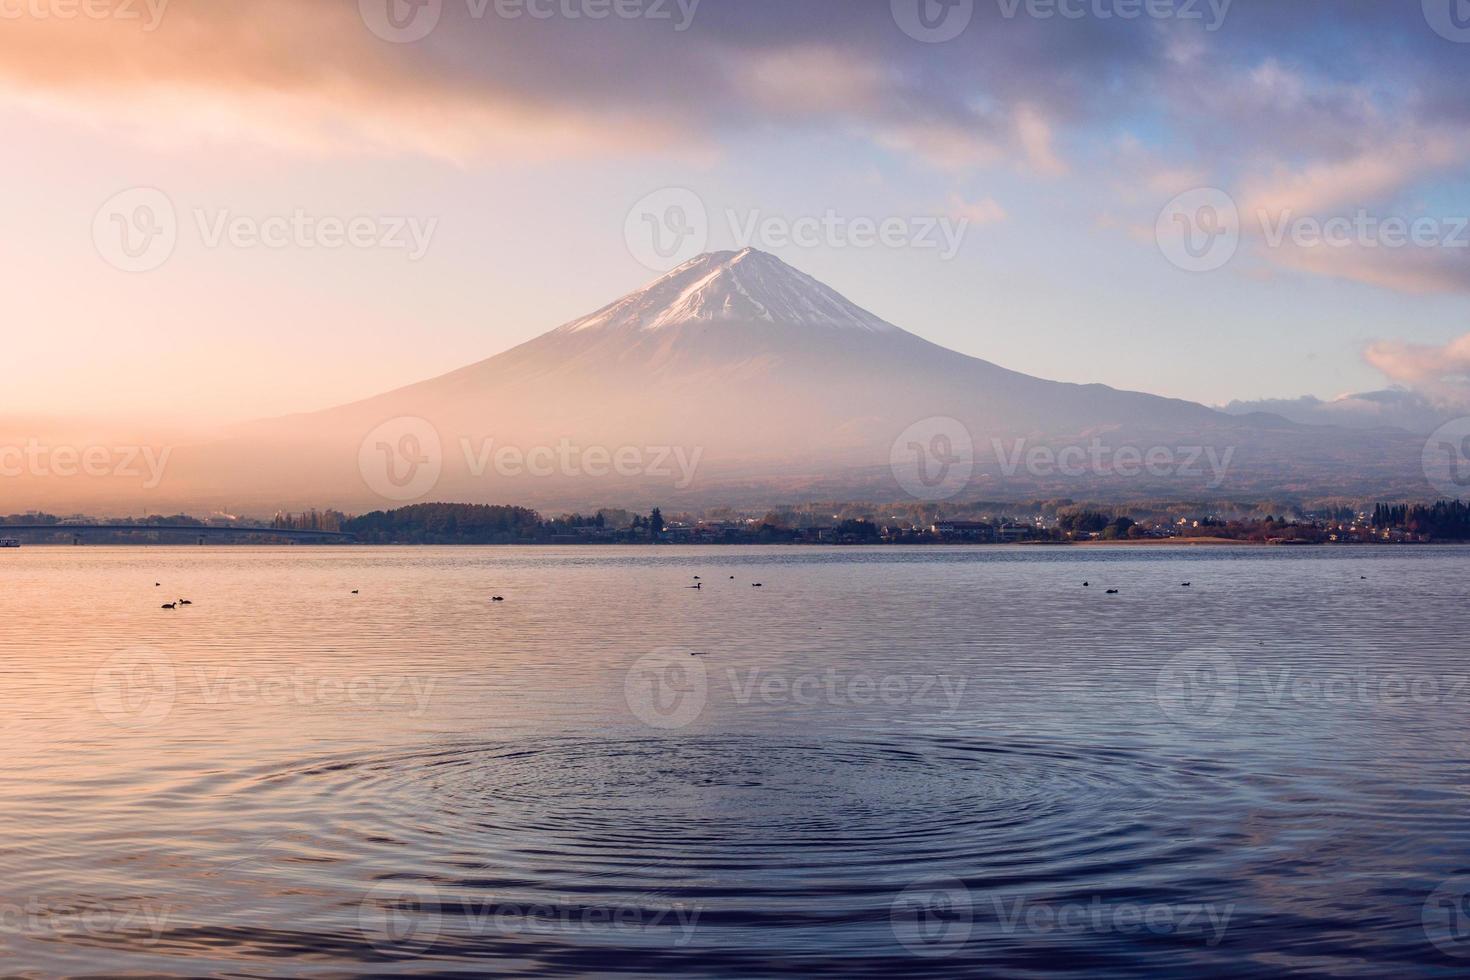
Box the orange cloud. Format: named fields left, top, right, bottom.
left=0, top=0, right=693, bottom=160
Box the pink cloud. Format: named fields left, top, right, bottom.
left=1365, top=333, right=1470, bottom=386
left=1239, top=134, right=1462, bottom=219
left=1264, top=241, right=1470, bottom=296
left=949, top=195, right=1008, bottom=226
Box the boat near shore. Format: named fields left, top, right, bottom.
left=0, top=538, right=20, bottom=548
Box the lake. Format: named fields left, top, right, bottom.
left=2, top=545, right=1468, bottom=976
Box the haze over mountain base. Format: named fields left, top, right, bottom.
left=8, top=250, right=1437, bottom=515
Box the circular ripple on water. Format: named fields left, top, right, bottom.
left=251, top=735, right=1244, bottom=902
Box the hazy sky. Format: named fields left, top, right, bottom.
left=3, top=0, right=1469, bottom=425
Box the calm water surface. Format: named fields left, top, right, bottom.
left=1, top=545, right=1468, bottom=977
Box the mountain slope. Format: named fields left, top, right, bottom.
left=149, top=249, right=1424, bottom=511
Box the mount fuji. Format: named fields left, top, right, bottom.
left=144, top=248, right=1422, bottom=511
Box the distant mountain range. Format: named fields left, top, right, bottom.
left=1220, top=389, right=1456, bottom=436
left=15, top=249, right=1436, bottom=512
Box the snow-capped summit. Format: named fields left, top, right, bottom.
left=559, top=248, right=900, bottom=335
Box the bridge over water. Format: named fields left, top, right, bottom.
left=0, top=524, right=355, bottom=543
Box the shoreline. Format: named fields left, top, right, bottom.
left=0, top=538, right=1442, bottom=549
